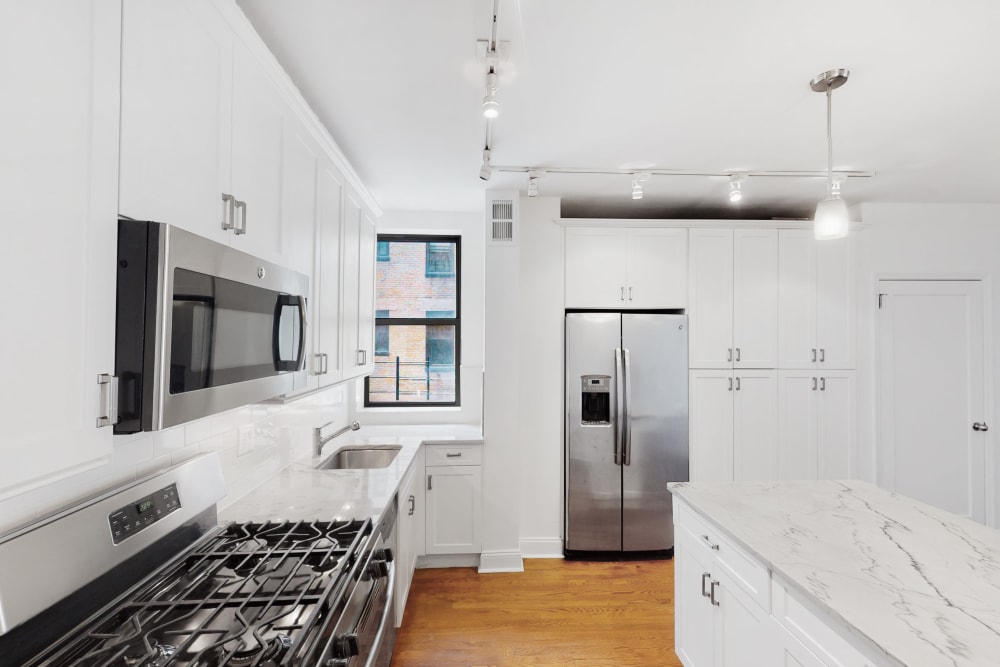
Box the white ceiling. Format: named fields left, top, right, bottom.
left=236, top=0, right=1000, bottom=219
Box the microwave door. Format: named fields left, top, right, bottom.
left=273, top=295, right=306, bottom=372
left=170, top=295, right=215, bottom=394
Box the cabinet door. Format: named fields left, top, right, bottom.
left=689, top=229, right=735, bottom=369
left=778, top=230, right=818, bottom=369
left=777, top=372, right=819, bottom=481
left=733, top=371, right=778, bottom=481
left=626, top=228, right=688, bottom=308
left=356, top=211, right=377, bottom=376
left=674, top=524, right=717, bottom=667
left=715, top=567, right=773, bottom=667
left=0, top=0, right=119, bottom=497
left=229, top=41, right=285, bottom=264
left=817, top=372, right=855, bottom=479
left=314, top=163, right=345, bottom=385
left=776, top=629, right=827, bottom=667
left=341, top=190, right=363, bottom=378
left=733, top=229, right=778, bottom=369
left=119, top=0, right=231, bottom=244
left=815, top=238, right=854, bottom=369
left=689, top=371, right=734, bottom=481
left=565, top=227, right=628, bottom=308
left=395, top=448, right=424, bottom=627
left=425, top=465, right=482, bottom=554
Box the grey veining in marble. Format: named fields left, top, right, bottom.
left=220, top=425, right=483, bottom=524
left=669, top=480, right=1000, bottom=667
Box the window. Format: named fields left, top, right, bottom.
left=425, top=242, right=455, bottom=277
left=364, top=235, right=460, bottom=406
left=377, top=241, right=390, bottom=261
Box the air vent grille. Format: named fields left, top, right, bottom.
left=491, top=198, right=515, bottom=243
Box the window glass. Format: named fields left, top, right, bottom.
left=425, top=242, right=455, bottom=277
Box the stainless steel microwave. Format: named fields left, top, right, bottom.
left=114, top=219, right=308, bottom=434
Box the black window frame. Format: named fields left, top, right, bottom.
left=364, top=234, right=461, bottom=408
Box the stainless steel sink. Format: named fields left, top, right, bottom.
left=317, top=445, right=401, bottom=470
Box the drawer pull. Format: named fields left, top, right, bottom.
left=701, top=534, right=719, bottom=550
left=445, top=452, right=463, bottom=458
left=701, top=572, right=711, bottom=598
left=710, top=580, right=720, bottom=606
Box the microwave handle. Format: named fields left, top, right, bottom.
left=272, top=294, right=307, bottom=371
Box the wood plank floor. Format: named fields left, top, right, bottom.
left=390, top=558, right=683, bottom=667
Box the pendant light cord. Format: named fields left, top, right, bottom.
left=826, top=86, right=834, bottom=197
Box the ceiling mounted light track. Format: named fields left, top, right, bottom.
left=483, top=71, right=499, bottom=119
left=728, top=174, right=745, bottom=203
left=811, top=68, right=850, bottom=240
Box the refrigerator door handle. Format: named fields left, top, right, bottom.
left=614, top=348, right=624, bottom=465
left=623, top=348, right=632, bottom=466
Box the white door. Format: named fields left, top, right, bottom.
left=689, top=229, right=735, bottom=369
left=815, top=237, right=854, bottom=369
left=356, top=211, right=377, bottom=375
left=816, top=371, right=855, bottom=480
left=626, top=228, right=688, bottom=308
left=733, top=371, right=778, bottom=481
left=315, top=164, right=345, bottom=386
left=564, top=227, right=628, bottom=308
left=777, top=230, right=817, bottom=369
left=777, top=372, right=819, bottom=481
left=425, top=465, right=482, bottom=554
left=715, top=567, right=772, bottom=667
left=733, top=229, right=778, bottom=368
left=673, top=525, right=716, bottom=667
left=689, top=371, right=735, bottom=481
left=341, top=191, right=363, bottom=378
left=878, top=280, right=988, bottom=522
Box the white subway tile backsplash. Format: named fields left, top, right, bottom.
left=211, top=412, right=236, bottom=436
left=170, top=444, right=201, bottom=466
left=135, top=453, right=172, bottom=479
left=153, top=426, right=186, bottom=457
left=200, top=430, right=237, bottom=453
left=184, top=418, right=213, bottom=445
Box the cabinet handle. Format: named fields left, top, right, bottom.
left=820, top=377, right=826, bottom=391
left=727, top=348, right=733, bottom=362
left=700, top=534, right=719, bottom=550
left=735, top=377, right=741, bottom=391
left=234, top=199, right=247, bottom=235
left=427, top=475, right=432, bottom=491
left=701, top=572, right=712, bottom=598
left=728, top=377, right=733, bottom=391
left=446, top=452, right=462, bottom=458
left=620, top=286, right=626, bottom=301
left=735, top=347, right=741, bottom=362
left=628, top=286, right=633, bottom=301
left=812, top=377, right=817, bottom=391
left=221, top=193, right=235, bottom=230
left=973, top=423, right=989, bottom=432
left=96, top=373, right=118, bottom=428
left=357, top=349, right=367, bottom=366
left=323, top=353, right=329, bottom=374
left=820, top=348, right=826, bottom=362
left=408, top=494, right=415, bottom=516
left=811, top=348, right=817, bottom=362
left=710, top=580, right=720, bottom=606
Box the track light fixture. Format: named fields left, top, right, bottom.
left=527, top=170, right=541, bottom=197
left=728, top=174, right=745, bottom=203
left=483, top=71, right=499, bottom=119
left=811, top=68, right=850, bottom=240
left=631, top=179, right=643, bottom=200
left=479, top=149, right=492, bottom=181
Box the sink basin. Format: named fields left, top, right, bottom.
left=317, top=445, right=401, bottom=470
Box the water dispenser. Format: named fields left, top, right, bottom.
left=580, top=375, right=611, bottom=425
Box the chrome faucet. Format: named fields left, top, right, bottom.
left=313, top=419, right=361, bottom=457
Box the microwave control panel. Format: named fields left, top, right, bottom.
left=108, top=483, right=181, bottom=544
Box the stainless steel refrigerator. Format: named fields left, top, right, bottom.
left=564, top=312, right=689, bottom=555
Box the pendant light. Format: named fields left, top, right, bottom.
left=811, top=69, right=850, bottom=240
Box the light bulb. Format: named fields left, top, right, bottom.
left=814, top=196, right=849, bottom=240
left=631, top=180, right=643, bottom=200
left=482, top=95, right=499, bottom=119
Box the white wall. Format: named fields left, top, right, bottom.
left=0, top=385, right=350, bottom=534
left=353, top=210, right=484, bottom=427
left=855, top=203, right=1000, bottom=524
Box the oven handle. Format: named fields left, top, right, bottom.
left=363, top=562, right=396, bottom=667
left=272, top=294, right=307, bottom=372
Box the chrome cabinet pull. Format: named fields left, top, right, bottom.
left=427, top=475, right=432, bottom=491
left=820, top=377, right=826, bottom=391
left=221, top=193, right=235, bottom=230
left=628, top=286, right=633, bottom=301
left=408, top=494, right=415, bottom=516
left=701, top=572, right=711, bottom=598
left=811, top=348, right=817, bottom=362
left=728, top=377, right=733, bottom=391
left=735, top=347, right=741, bottom=362
left=700, top=534, right=719, bottom=550
left=819, top=348, right=826, bottom=362
left=973, top=423, right=990, bottom=432
left=357, top=349, right=367, bottom=366
left=735, top=377, right=741, bottom=391
left=812, top=377, right=817, bottom=391
left=445, top=452, right=462, bottom=458
left=234, top=199, right=247, bottom=235
left=710, top=580, right=721, bottom=606
left=727, top=348, right=733, bottom=362
left=620, top=286, right=625, bottom=301
left=96, top=373, right=118, bottom=428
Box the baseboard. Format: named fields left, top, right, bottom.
left=519, top=537, right=564, bottom=559
left=477, top=550, right=524, bottom=573
left=416, top=553, right=480, bottom=569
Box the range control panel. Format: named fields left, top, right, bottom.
left=108, top=483, right=181, bottom=544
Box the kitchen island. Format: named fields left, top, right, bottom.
left=669, top=480, right=1000, bottom=667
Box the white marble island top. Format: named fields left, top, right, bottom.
left=220, top=425, right=482, bottom=524
left=669, top=480, right=1000, bottom=667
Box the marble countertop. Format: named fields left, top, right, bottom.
left=220, top=424, right=483, bottom=524
left=669, top=480, right=1000, bottom=667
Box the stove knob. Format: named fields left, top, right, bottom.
left=378, top=547, right=395, bottom=563
left=368, top=558, right=389, bottom=579
left=333, top=632, right=359, bottom=659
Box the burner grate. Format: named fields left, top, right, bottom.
left=35, top=519, right=370, bottom=667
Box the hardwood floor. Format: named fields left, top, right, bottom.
left=390, top=558, right=683, bottom=667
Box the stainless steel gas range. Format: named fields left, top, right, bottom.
left=0, top=454, right=396, bottom=667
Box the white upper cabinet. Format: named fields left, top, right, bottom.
left=313, top=163, right=346, bottom=386
left=565, top=227, right=687, bottom=308
left=120, top=0, right=286, bottom=265
left=119, top=0, right=232, bottom=245
left=778, top=230, right=855, bottom=369
left=689, top=229, right=778, bottom=369
left=0, top=0, right=121, bottom=498
left=341, top=189, right=377, bottom=380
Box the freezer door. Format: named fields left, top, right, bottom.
left=565, top=312, right=622, bottom=552
left=622, top=313, right=689, bottom=551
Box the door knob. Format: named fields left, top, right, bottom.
left=973, top=422, right=989, bottom=432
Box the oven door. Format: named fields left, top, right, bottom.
left=320, top=533, right=396, bottom=667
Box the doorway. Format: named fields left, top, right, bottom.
left=877, top=279, right=990, bottom=522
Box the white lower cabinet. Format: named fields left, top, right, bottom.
left=395, top=447, right=424, bottom=627
left=777, top=371, right=855, bottom=480
left=689, top=370, right=778, bottom=482
left=424, top=444, right=482, bottom=555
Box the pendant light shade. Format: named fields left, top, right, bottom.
left=811, top=69, right=850, bottom=240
